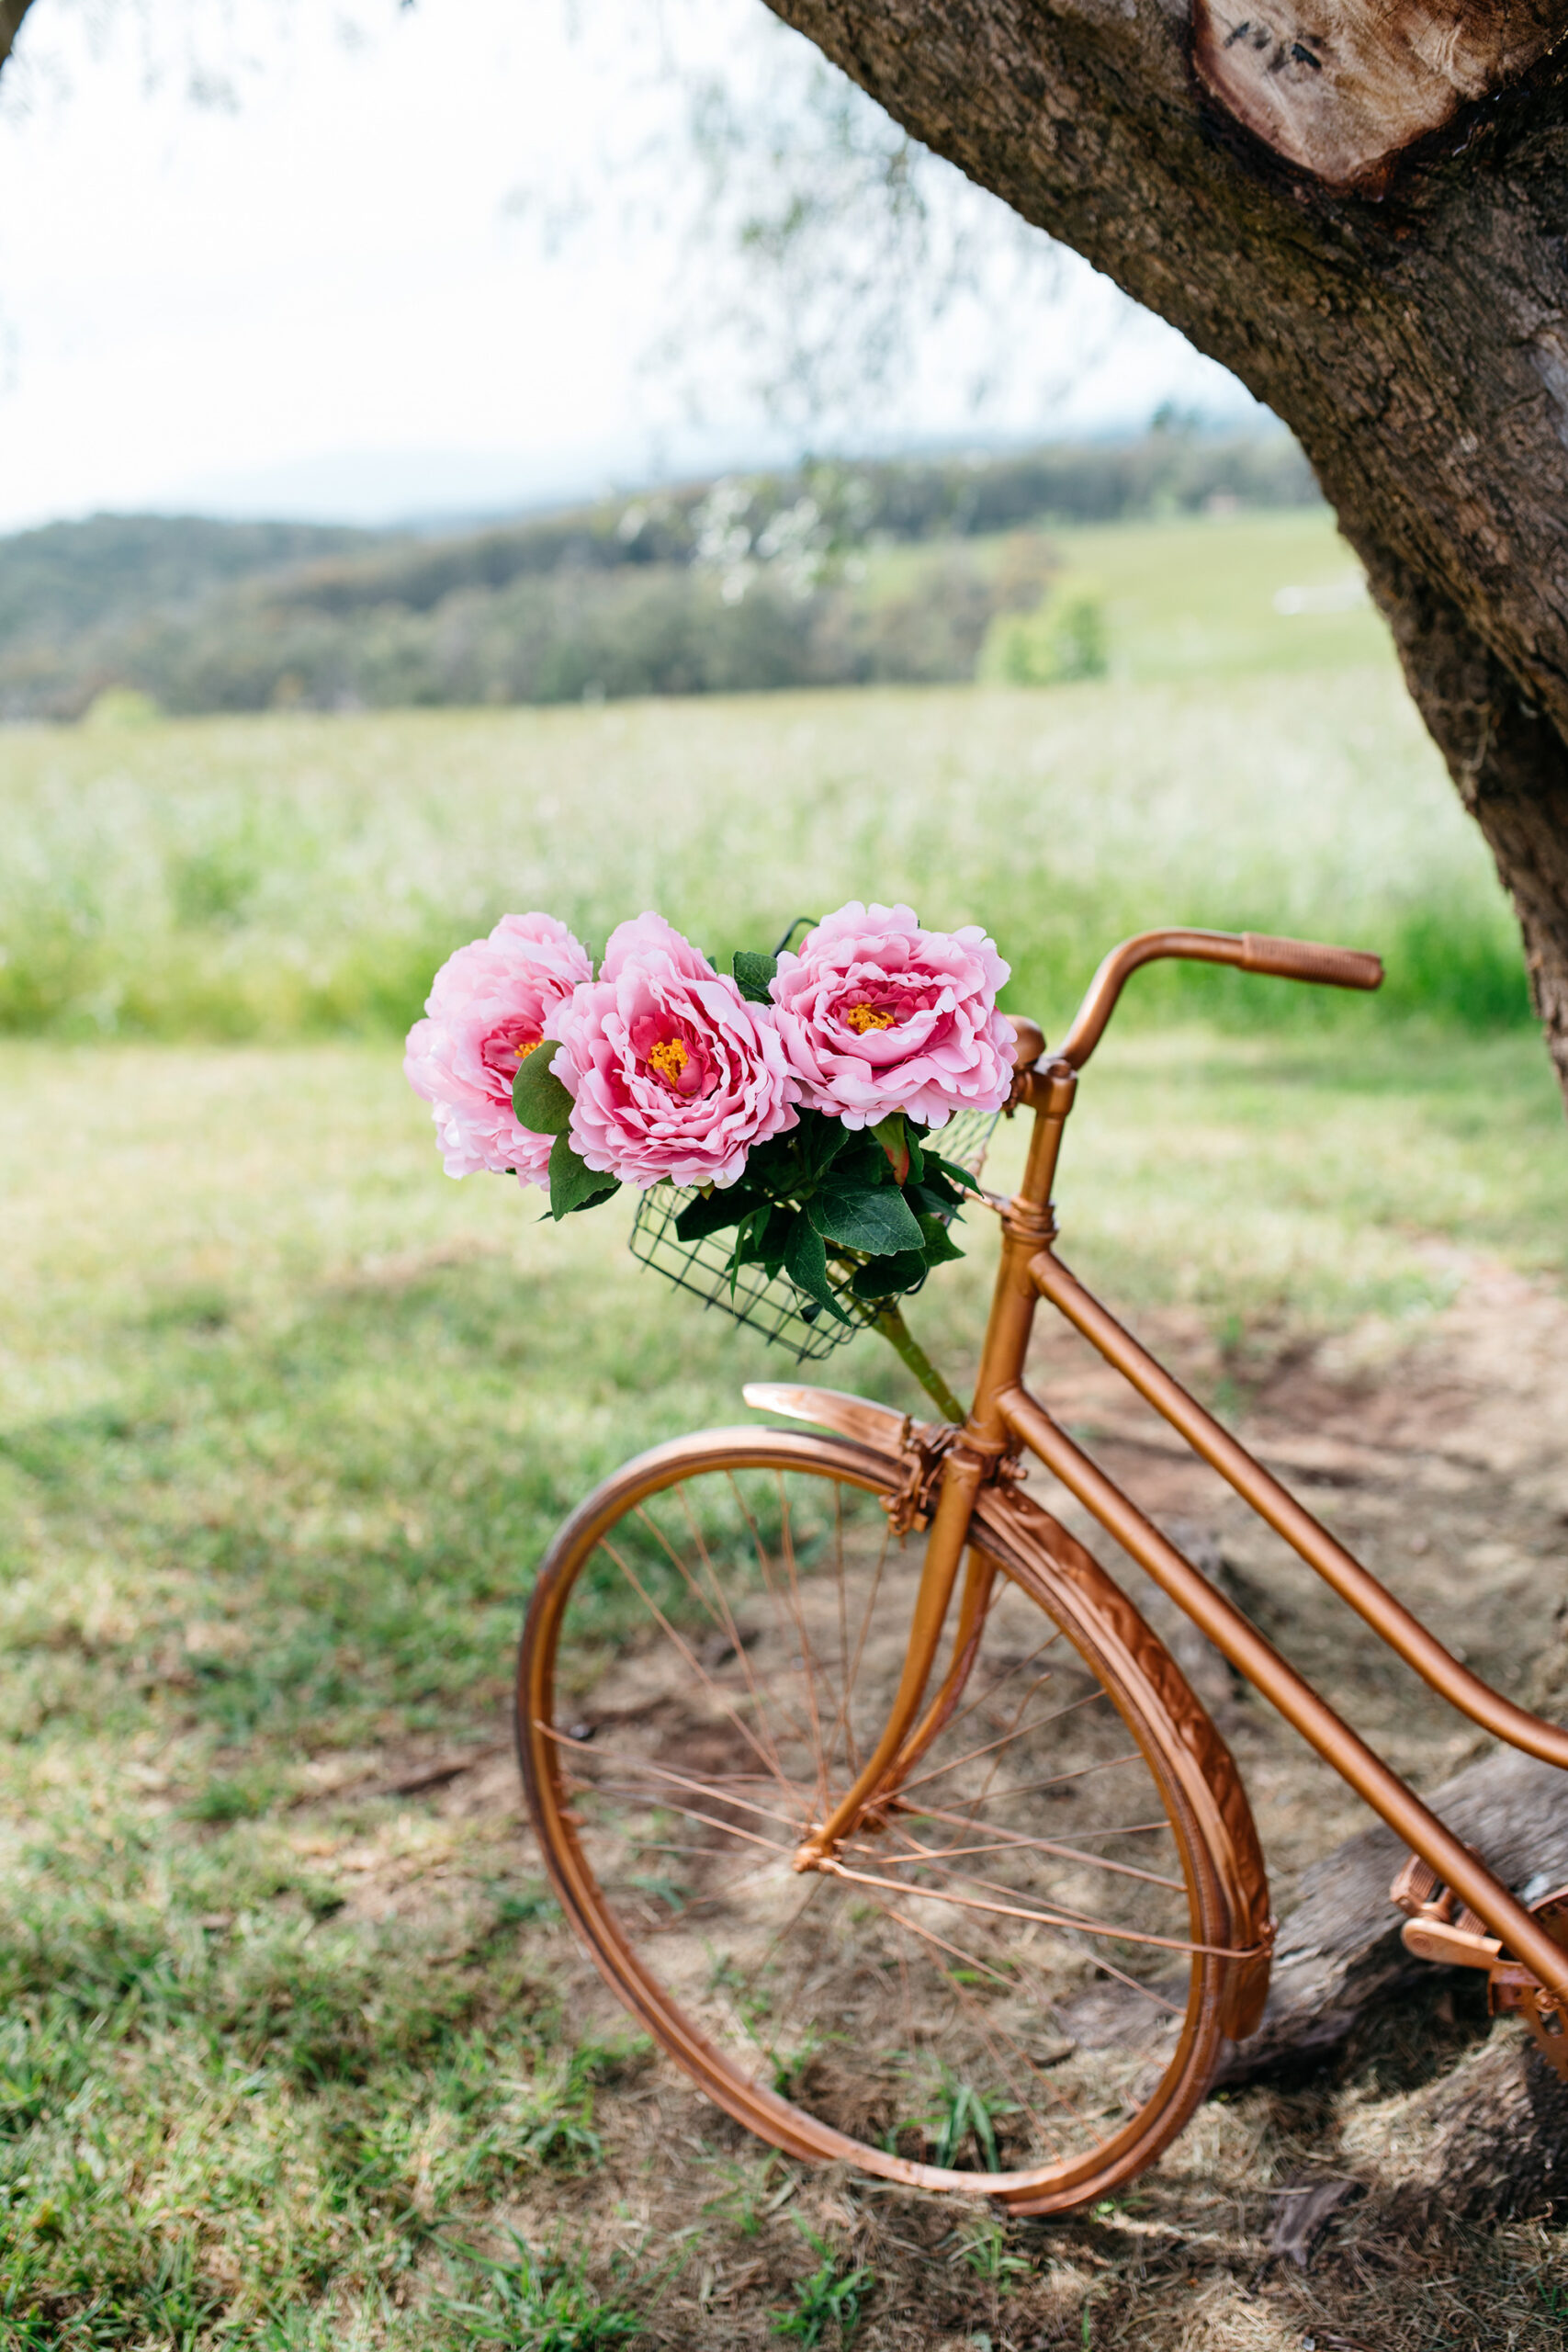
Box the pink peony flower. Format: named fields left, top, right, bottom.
left=546, top=911, right=797, bottom=1188
left=769, top=900, right=1014, bottom=1130
left=404, top=912, right=592, bottom=1184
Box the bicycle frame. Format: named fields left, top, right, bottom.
left=785, top=927, right=1568, bottom=2032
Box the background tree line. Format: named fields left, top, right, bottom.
left=0, top=424, right=1314, bottom=720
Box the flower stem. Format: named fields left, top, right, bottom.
left=864, top=1302, right=967, bottom=1424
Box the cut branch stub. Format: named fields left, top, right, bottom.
left=1193, top=0, right=1568, bottom=186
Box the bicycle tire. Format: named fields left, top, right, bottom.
left=517, top=1424, right=1269, bottom=2211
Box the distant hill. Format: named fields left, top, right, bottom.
left=0, top=514, right=376, bottom=658
left=0, top=429, right=1321, bottom=720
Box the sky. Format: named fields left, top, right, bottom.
left=0, top=0, right=1262, bottom=532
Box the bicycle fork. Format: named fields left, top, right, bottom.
left=789, top=1443, right=989, bottom=1874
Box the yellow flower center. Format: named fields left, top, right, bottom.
left=844, top=1002, right=896, bottom=1035
left=514, top=1037, right=543, bottom=1061
left=647, top=1036, right=690, bottom=1086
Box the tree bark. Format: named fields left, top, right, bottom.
left=764, top=0, right=1568, bottom=1104
left=1217, top=1743, right=1568, bottom=2083
left=0, top=0, right=35, bottom=74
left=1215, top=1743, right=1568, bottom=2215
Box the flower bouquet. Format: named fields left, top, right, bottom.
left=404, top=901, right=1017, bottom=1419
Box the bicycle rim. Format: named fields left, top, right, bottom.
left=518, top=1427, right=1247, bottom=2209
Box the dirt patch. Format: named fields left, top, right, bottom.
left=1021, top=1251, right=1568, bottom=1907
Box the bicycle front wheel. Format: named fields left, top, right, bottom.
left=517, top=1426, right=1258, bottom=2210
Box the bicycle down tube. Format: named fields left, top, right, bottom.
left=946, top=928, right=1568, bottom=2019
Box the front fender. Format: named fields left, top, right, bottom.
left=743, top=1380, right=924, bottom=1453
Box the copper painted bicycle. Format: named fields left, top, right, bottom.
left=515, top=927, right=1568, bottom=2213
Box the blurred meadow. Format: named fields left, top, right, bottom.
left=0, top=512, right=1529, bottom=1043
left=3, top=504, right=1568, bottom=2345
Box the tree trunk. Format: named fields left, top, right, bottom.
left=1374, top=558, right=1568, bottom=1077
left=764, top=0, right=1568, bottom=1105
left=0, top=0, right=35, bottom=74
left=1217, top=1743, right=1568, bottom=2215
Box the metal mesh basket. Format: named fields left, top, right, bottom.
left=627, top=1106, right=1000, bottom=1363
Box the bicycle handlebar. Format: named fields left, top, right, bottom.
left=1047, top=927, right=1383, bottom=1072
left=1235, top=932, right=1385, bottom=990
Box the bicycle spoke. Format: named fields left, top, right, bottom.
left=640, top=1494, right=817, bottom=1777
left=729, top=1876, right=829, bottom=2018
left=945, top=1753, right=1147, bottom=1805
left=866, top=1840, right=1186, bottom=1949
left=851, top=1894, right=1104, bottom=2134
left=726, top=1473, right=836, bottom=1765
left=861, top=1893, right=1019, bottom=1994
left=774, top=1473, right=833, bottom=1818
left=592, top=1536, right=802, bottom=1804
left=916, top=1950, right=1095, bottom=2132
left=1064, top=1946, right=1188, bottom=2018
left=531, top=1453, right=1230, bottom=2196
left=929, top=1621, right=1066, bottom=1751
left=821, top=1855, right=1232, bottom=1959
left=898, top=1687, right=1113, bottom=1794
left=670, top=1487, right=799, bottom=1792
left=554, top=1741, right=813, bottom=1834
left=877, top=1803, right=1186, bottom=1890
left=589, top=1788, right=797, bottom=1859
left=825, top=1504, right=897, bottom=1780
left=832, top=1484, right=852, bottom=1768
left=934, top=1643, right=1087, bottom=1843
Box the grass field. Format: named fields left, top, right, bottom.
left=875, top=507, right=1385, bottom=684
left=3, top=508, right=1566, bottom=2344
left=1047, top=506, right=1387, bottom=682
left=3, top=1023, right=1566, bottom=2345
left=0, top=512, right=1530, bottom=1044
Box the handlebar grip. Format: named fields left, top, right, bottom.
left=1240, top=933, right=1384, bottom=991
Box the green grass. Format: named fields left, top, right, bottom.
left=0, top=512, right=1530, bottom=1042
left=2, top=510, right=1565, bottom=2340
left=1048, top=507, right=1388, bottom=683
left=861, top=506, right=1384, bottom=680
left=769, top=2233, right=874, bottom=2345
left=0, top=1012, right=1563, bottom=2337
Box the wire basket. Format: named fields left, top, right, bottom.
left=627, top=1107, right=1001, bottom=1363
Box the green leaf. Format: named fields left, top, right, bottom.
left=917, top=1213, right=965, bottom=1267
left=547, top=1133, right=618, bottom=1220
left=674, top=1185, right=761, bottom=1243
left=906, top=1174, right=964, bottom=1218
left=870, top=1113, right=910, bottom=1183
left=745, top=1203, right=796, bottom=1278
left=784, top=1217, right=854, bottom=1324
left=735, top=1202, right=793, bottom=1272
left=850, top=1250, right=929, bottom=1301
left=825, top=1141, right=889, bottom=1198
left=921, top=1152, right=973, bottom=1196
left=721, top=1204, right=768, bottom=1298
left=513, top=1049, right=574, bottom=1136
left=731, top=949, right=779, bottom=1005
left=807, top=1182, right=924, bottom=1256
left=797, top=1107, right=856, bottom=1178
